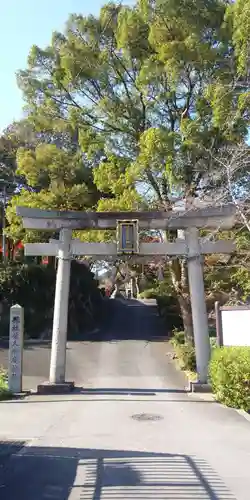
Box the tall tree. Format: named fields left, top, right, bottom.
left=5, top=142, right=107, bottom=242
left=4, top=120, right=112, bottom=243
left=16, top=0, right=250, bottom=339
left=225, top=0, right=250, bottom=77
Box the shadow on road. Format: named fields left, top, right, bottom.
left=83, top=298, right=168, bottom=342
left=0, top=339, right=52, bottom=351
left=1, top=299, right=166, bottom=347
left=0, top=298, right=183, bottom=392
left=1, top=397, right=216, bottom=404
left=74, top=387, right=188, bottom=395
left=0, top=441, right=234, bottom=499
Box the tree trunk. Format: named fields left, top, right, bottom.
left=168, top=257, right=194, bottom=343
left=177, top=294, right=193, bottom=344
left=48, top=256, right=55, bottom=267
left=9, top=242, right=14, bottom=261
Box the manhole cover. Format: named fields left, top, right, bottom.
left=131, top=413, right=163, bottom=422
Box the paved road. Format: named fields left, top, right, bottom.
left=0, top=298, right=172, bottom=390
left=0, top=299, right=250, bottom=499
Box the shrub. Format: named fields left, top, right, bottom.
left=208, top=326, right=217, bottom=338
left=0, top=368, right=11, bottom=400
left=209, top=347, right=250, bottom=411
left=175, top=342, right=196, bottom=371
left=0, top=261, right=106, bottom=339
left=170, top=329, right=185, bottom=346
left=210, top=337, right=217, bottom=349
left=139, top=288, right=158, bottom=299
left=140, top=290, right=183, bottom=331
left=171, top=330, right=196, bottom=371
left=0, top=262, right=55, bottom=337
left=157, top=295, right=183, bottom=331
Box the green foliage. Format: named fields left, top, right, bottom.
left=209, top=347, right=250, bottom=411
left=170, top=329, right=185, bottom=346
left=16, top=0, right=249, bottom=214
left=139, top=288, right=158, bottom=299
left=157, top=295, right=183, bottom=331
left=97, top=189, right=141, bottom=212
left=5, top=140, right=104, bottom=242
left=6, top=184, right=95, bottom=243
left=94, top=155, right=131, bottom=195
left=0, top=263, right=56, bottom=336
left=0, top=261, right=106, bottom=338
left=204, top=228, right=250, bottom=302
left=177, top=343, right=196, bottom=371
left=226, top=0, right=250, bottom=76
left=0, top=368, right=11, bottom=401
left=171, top=330, right=196, bottom=371
left=16, top=145, right=77, bottom=188
left=209, top=326, right=217, bottom=338
left=0, top=120, right=34, bottom=186
left=3, top=0, right=249, bottom=342
left=210, top=337, right=217, bottom=349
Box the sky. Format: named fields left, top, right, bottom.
left=0, top=0, right=134, bottom=133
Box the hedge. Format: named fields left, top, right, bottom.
left=0, top=261, right=107, bottom=339
left=0, top=262, right=56, bottom=337
left=209, top=347, right=250, bottom=412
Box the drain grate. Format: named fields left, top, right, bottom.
left=131, top=413, right=163, bottom=422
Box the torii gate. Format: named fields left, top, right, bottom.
left=16, top=205, right=236, bottom=391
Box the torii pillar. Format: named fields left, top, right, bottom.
left=49, top=229, right=73, bottom=387
left=186, top=227, right=210, bottom=385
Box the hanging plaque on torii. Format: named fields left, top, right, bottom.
left=116, top=220, right=139, bottom=255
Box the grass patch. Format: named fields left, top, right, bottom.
left=0, top=368, right=12, bottom=401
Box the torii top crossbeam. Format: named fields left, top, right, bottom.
left=16, top=204, right=236, bottom=230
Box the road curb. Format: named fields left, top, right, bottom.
left=235, top=409, right=250, bottom=422
left=188, top=390, right=250, bottom=421
left=0, top=390, right=31, bottom=402
left=187, top=385, right=250, bottom=422
left=188, top=381, right=212, bottom=393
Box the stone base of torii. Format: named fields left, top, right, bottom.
left=16, top=205, right=236, bottom=392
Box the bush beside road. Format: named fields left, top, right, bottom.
left=0, top=368, right=11, bottom=401
left=169, top=329, right=250, bottom=413
left=209, top=347, right=250, bottom=413
left=170, top=330, right=196, bottom=373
